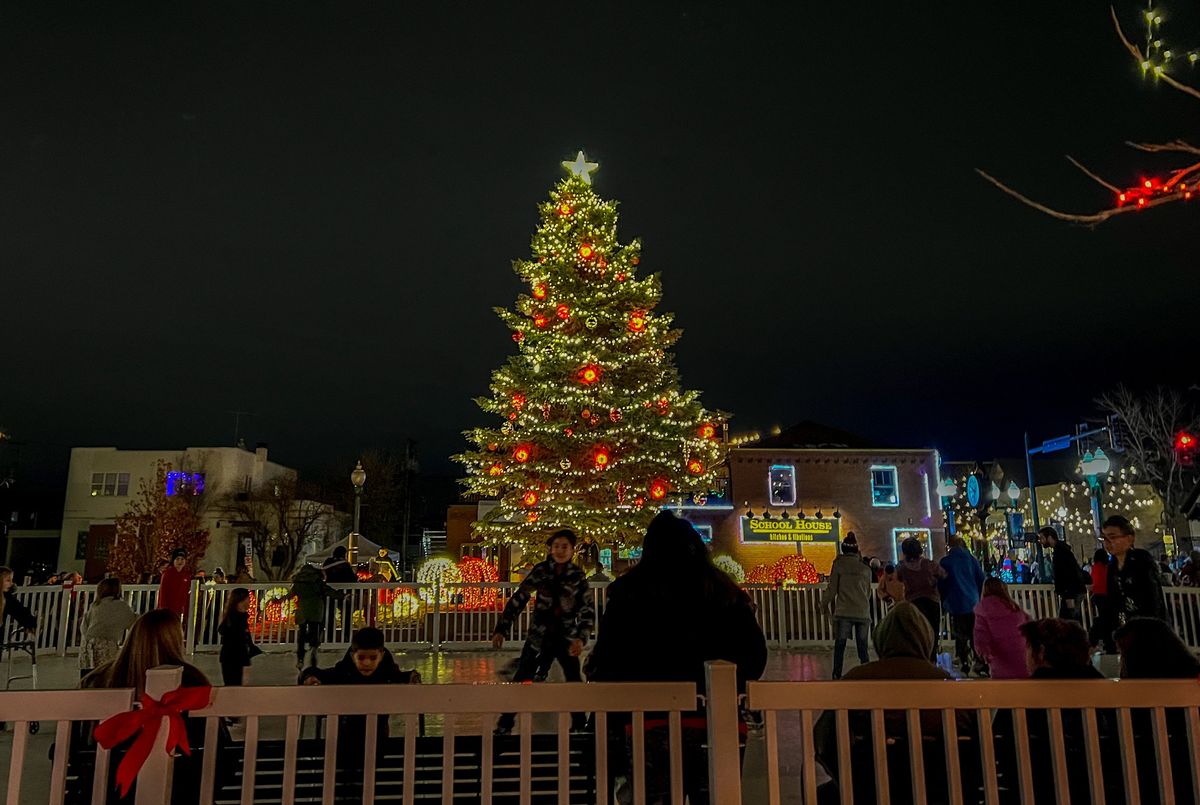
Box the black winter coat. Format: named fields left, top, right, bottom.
left=584, top=570, right=767, bottom=694
left=1052, top=541, right=1087, bottom=598
left=218, top=611, right=262, bottom=667
left=1101, top=548, right=1166, bottom=624
left=1, top=589, right=37, bottom=633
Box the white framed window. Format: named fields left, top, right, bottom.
left=871, top=465, right=899, bottom=507
left=91, top=472, right=131, bottom=497
left=768, top=465, right=796, bottom=507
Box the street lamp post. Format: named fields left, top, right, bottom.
left=350, top=460, right=367, bottom=566
left=1080, top=448, right=1111, bottom=540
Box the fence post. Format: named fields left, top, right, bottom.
left=57, top=583, right=74, bottom=657
left=430, top=580, right=442, bottom=652
left=704, top=660, right=743, bottom=804
left=775, top=584, right=787, bottom=648
left=185, top=581, right=200, bottom=656
left=135, top=665, right=185, bottom=805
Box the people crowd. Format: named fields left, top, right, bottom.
left=3, top=510, right=1198, bottom=805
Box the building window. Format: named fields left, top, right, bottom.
left=166, top=471, right=206, bottom=497
left=767, top=465, right=796, bottom=507
left=870, top=465, right=899, bottom=507
left=91, top=472, right=131, bottom=497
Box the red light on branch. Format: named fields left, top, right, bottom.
left=687, top=459, right=704, bottom=475
left=579, top=243, right=594, bottom=259
left=522, top=490, right=539, bottom=507
left=698, top=423, right=716, bottom=439
left=533, top=314, right=548, bottom=328
left=487, top=463, right=503, bottom=477
left=627, top=310, right=647, bottom=332
left=556, top=304, right=570, bottom=320
left=593, top=446, right=611, bottom=470
left=558, top=203, right=572, bottom=216
left=512, top=444, right=532, bottom=463
left=649, top=479, right=669, bottom=500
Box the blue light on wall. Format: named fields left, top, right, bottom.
left=166, top=471, right=206, bottom=497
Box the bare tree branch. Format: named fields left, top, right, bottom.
left=1126, top=139, right=1200, bottom=156
left=1111, top=6, right=1200, bottom=103
left=1065, top=155, right=1121, bottom=193
left=975, top=169, right=1182, bottom=225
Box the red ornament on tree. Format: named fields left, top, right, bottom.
left=627, top=310, right=647, bottom=332
left=656, top=397, right=669, bottom=415
left=526, top=512, right=539, bottom=523
left=609, top=408, right=621, bottom=422
left=631, top=255, right=640, bottom=266
left=698, top=423, right=716, bottom=439
left=633, top=496, right=646, bottom=508
left=581, top=408, right=592, bottom=420
left=556, top=304, right=570, bottom=320
left=577, top=364, right=602, bottom=385
left=512, top=444, right=532, bottom=463
left=511, top=393, right=526, bottom=410
left=558, top=202, right=572, bottom=216
left=487, top=463, right=504, bottom=477
left=578, top=243, right=595, bottom=259
left=532, top=283, right=548, bottom=300
left=687, top=459, right=704, bottom=475
left=593, top=446, right=611, bottom=470
left=615, top=272, right=626, bottom=282
left=512, top=331, right=524, bottom=343
left=522, top=490, right=539, bottom=507
left=649, top=479, right=669, bottom=500
left=534, top=314, right=548, bottom=329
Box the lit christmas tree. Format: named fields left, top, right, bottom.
left=456, top=152, right=726, bottom=549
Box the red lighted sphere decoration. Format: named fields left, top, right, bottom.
left=511, top=393, right=526, bottom=409
left=698, top=423, right=716, bottom=439
left=656, top=397, right=670, bottom=415
left=512, top=444, right=532, bottom=463
left=557, top=202, right=572, bottom=216
left=534, top=314, right=548, bottom=329
left=556, top=304, right=570, bottom=320
left=526, top=511, right=539, bottom=523
left=487, top=463, right=503, bottom=477
left=772, top=555, right=819, bottom=585
left=532, top=283, right=548, bottom=300
left=593, top=446, right=611, bottom=470
left=615, top=272, right=626, bottom=282
left=648, top=479, right=669, bottom=500
left=512, top=331, right=524, bottom=343
left=522, top=490, right=539, bottom=507
left=578, top=243, right=594, bottom=259
left=456, top=557, right=501, bottom=610
left=633, top=496, right=646, bottom=508
left=578, top=364, right=602, bottom=385
left=627, top=310, right=647, bottom=332
left=631, top=255, right=640, bottom=266
left=687, top=459, right=704, bottom=475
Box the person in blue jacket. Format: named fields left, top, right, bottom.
left=938, top=537, right=986, bottom=674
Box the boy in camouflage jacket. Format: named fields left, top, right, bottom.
left=491, top=529, right=595, bottom=734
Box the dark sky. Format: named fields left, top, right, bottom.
left=2, top=2, right=1196, bottom=483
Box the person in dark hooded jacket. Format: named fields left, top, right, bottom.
left=585, top=511, right=767, bottom=805
left=291, top=563, right=341, bottom=670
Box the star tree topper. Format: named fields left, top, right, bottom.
left=562, top=150, right=599, bottom=184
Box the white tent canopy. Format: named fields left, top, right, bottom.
left=305, top=535, right=396, bottom=566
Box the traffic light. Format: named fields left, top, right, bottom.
left=1176, top=431, right=1198, bottom=467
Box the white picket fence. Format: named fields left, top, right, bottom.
left=748, top=677, right=1200, bottom=804
left=5, top=661, right=1200, bottom=804
left=11, top=581, right=1200, bottom=656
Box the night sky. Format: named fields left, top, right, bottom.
left=3, top=2, right=1196, bottom=483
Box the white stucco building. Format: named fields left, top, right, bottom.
left=59, top=444, right=307, bottom=577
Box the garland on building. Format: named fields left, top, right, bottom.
left=456, top=153, right=726, bottom=550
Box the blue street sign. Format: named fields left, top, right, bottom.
left=1040, top=435, right=1073, bottom=453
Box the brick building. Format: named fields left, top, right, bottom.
left=674, top=422, right=946, bottom=576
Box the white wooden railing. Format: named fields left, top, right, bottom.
left=12, top=581, right=1200, bottom=655
left=1, top=664, right=718, bottom=804
left=747, top=677, right=1200, bottom=805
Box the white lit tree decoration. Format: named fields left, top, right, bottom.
left=456, top=153, right=726, bottom=549
left=979, top=3, right=1200, bottom=223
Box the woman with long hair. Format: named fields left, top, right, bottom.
left=81, top=608, right=209, bottom=695
left=218, top=587, right=261, bottom=687
left=79, top=578, right=138, bottom=678
left=972, top=577, right=1031, bottom=678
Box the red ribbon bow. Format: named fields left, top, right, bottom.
left=94, top=684, right=213, bottom=796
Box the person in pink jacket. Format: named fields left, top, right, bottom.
left=973, top=578, right=1031, bottom=678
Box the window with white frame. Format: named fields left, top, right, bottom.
left=90, top=472, right=131, bottom=497
left=870, top=465, right=899, bottom=507
left=768, top=465, right=797, bottom=507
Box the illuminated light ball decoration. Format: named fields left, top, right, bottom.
left=488, top=463, right=504, bottom=477
left=556, top=304, right=571, bottom=320
left=522, top=490, right=539, bottom=507
left=533, top=314, right=548, bottom=328
left=698, top=423, right=716, bottom=440
left=578, top=242, right=594, bottom=259
left=512, top=444, right=532, bottom=463
left=687, top=459, right=704, bottom=475
left=593, top=445, right=611, bottom=470
left=533, top=283, right=548, bottom=300
left=627, top=310, right=647, bottom=332
left=648, top=479, right=670, bottom=500
left=713, top=555, right=746, bottom=583
left=746, top=563, right=775, bottom=584
left=455, top=556, right=502, bottom=610
left=577, top=364, right=602, bottom=385
left=391, top=590, right=424, bottom=622
left=416, top=557, right=464, bottom=604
